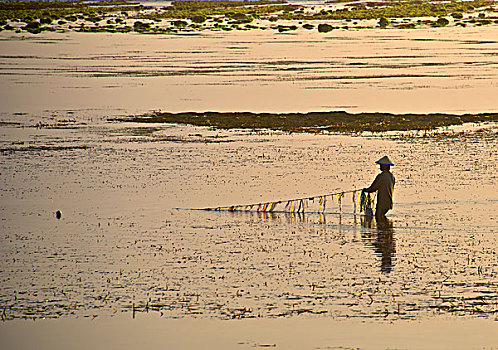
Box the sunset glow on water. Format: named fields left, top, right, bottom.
left=1, top=5, right=497, bottom=347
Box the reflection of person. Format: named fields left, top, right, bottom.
left=363, top=156, right=395, bottom=221
left=374, top=219, right=395, bottom=274
left=361, top=216, right=395, bottom=274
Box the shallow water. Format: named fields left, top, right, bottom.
left=0, top=27, right=497, bottom=324
left=1, top=315, right=498, bottom=349
left=0, top=119, right=496, bottom=321
left=1, top=25, right=498, bottom=119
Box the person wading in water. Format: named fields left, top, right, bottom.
left=363, top=156, right=395, bottom=221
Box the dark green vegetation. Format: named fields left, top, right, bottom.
left=379, top=17, right=390, bottom=28
left=158, top=0, right=294, bottom=20
left=317, top=23, right=333, bottom=32
left=0, top=0, right=496, bottom=34
left=116, top=112, right=498, bottom=133
left=0, top=0, right=143, bottom=33
left=294, top=0, right=494, bottom=21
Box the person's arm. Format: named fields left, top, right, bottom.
left=364, top=174, right=382, bottom=193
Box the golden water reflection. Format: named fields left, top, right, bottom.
left=1, top=122, right=496, bottom=321
left=230, top=210, right=396, bottom=274
left=361, top=216, right=396, bottom=274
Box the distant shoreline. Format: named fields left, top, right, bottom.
left=1, top=0, right=496, bottom=35
left=116, top=111, right=498, bottom=133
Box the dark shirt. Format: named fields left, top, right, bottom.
left=364, top=171, right=395, bottom=210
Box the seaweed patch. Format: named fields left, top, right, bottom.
left=115, top=111, right=498, bottom=133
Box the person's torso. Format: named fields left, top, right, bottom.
left=377, top=171, right=395, bottom=204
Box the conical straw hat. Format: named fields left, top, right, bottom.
left=375, top=155, right=394, bottom=166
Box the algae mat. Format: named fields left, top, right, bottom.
left=120, top=111, right=498, bottom=132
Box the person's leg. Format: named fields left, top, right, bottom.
left=375, top=207, right=389, bottom=222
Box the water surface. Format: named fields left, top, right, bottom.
left=1, top=121, right=496, bottom=321
left=0, top=26, right=497, bottom=325
left=1, top=26, right=498, bottom=118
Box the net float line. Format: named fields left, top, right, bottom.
left=201, top=188, right=375, bottom=215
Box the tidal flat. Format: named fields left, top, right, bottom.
left=1, top=3, right=498, bottom=348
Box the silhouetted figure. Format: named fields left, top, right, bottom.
left=363, top=156, right=395, bottom=221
